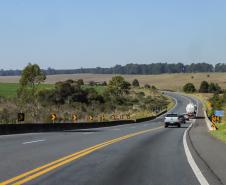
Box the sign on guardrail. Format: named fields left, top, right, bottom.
left=51, top=113, right=57, bottom=123
left=18, top=113, right=25, bottom=122
left=88, top=115, right=94, bottom=121
left=72, top=114, right=78, bottom=122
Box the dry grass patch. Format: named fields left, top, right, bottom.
left=1, top=73, right=226, bottom=91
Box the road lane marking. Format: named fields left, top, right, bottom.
left=1, top=126, right=163, bottom=185
left=183, top=122, right=209, bottom=185
left=22, top=139, right=46, bottom=145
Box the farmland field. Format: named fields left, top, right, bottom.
left=0, top=73, right=226, bottom=91
left=0, top=83, right=54, bottom=98
left=0, top=83, right=106, bottom=98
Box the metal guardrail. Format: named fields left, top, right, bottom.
left=0, top=110, right=167, bottom=135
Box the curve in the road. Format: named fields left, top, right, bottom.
left=0, top=92, right=211, bottom=185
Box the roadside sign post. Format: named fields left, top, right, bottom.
left=51, top=113, right=57, bottom=123
left=211, top=115, right=219, bottom=130
left=18, top=113, right=25, bottom=122
left=214, top=110, right=224, bottom=117
left=99, top=115, right=105, bottom=122
left=72, top=114, right=78, bottom=123
left=88, top=115, right=93, bottom=121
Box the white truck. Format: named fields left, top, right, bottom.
left=186, top=103, right=197, bottom=119
left=164, top=114, right=181, bottom=128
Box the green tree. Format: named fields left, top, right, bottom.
left=107, top=76, right=131, bottom=96
left=209, top=93, right=223, bottom=110
left=132, top=79, right=140, bottom=87
left=199, top=81, right=209, bottom=93
left=17, top=63, right=46, bottom=121
left=208, top=83, right=222, bottom=93
left=183, top=83, right=196, bottom=93
left=19, top=63, right=46, bottom=94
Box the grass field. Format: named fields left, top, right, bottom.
left=0, top=83, right=19, bottom=98
left=0, top=72, right=226, bottom=91
left=211, top=124, right=226, bottom=143
left=0, top=83, right=106, bottom=98
left=0, top=83, right=54, bottom=98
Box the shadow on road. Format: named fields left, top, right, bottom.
left=195, top=116, right=205, bottom=119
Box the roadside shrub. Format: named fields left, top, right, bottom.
left=89, top=81, right=96, bottom=86
left=208, top=83, right=222, bottom=93
left=77, top=79, right=84, bottom=86
left=132, top=79, right=140, bottom=87
left=101, top=81, right=107, bottom=86
left=151, top=85, right=157, bottom=90
left=107, top=76, right=131, bottom=96
left=144, top=84, right=151, bottom=89
left=209, top=93, right=223, bottom=110
left=183, top=83, right=196, bottom=93
left=199, top=81, right=209, bottom=93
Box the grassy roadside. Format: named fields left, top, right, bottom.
left=211, top=124, right=226, bottom=143
left=182, top=92, right=226, bottom=144
left=165, top=94, right=176, bottom=111
left=130, top=94, right=175, bottom=120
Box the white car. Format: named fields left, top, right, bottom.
left=164, top=114, right=181, bottom=128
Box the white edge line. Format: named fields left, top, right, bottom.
left=22, top=139, right=46, bottom=145
left=183, top=123, right=209, bottom=185
left=183, top=94, right=209, bottom=185
left=203, top=111, right=213, bottom=131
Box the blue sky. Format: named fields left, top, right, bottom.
left=0, top=0, right=226, bottom=69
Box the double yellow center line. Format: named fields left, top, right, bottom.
left=0, top=126, right=163, bottom=185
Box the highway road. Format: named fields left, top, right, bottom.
left=0, top=93, right=222, bottom=185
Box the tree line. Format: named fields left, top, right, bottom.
left=1, top=63, right=226, bottom=76
left=183, top=81, right=222, bottom=93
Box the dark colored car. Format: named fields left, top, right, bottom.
left=178, top=115, right=186, bottom=124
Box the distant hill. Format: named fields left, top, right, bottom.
left=1, top=62, right=226, bottom=76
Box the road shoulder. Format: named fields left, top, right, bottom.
left=187, top=97, right=226, bottom=185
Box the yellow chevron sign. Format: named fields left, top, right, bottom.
left=88, top=115, right=94, bottom=121
left=72, top=114, right=78, bottom=122
left=51, top=114, right=57, bottom=123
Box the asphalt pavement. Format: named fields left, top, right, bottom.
left=0, top=92, right=224, bottom=185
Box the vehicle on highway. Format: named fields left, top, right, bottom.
left=164, top=113, right=181, bottom=128
left=178, top=115, right=186, bottom=124
left=183, top=113, right=189, bottom=121
left=186, top=103, right=197, bottom=118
